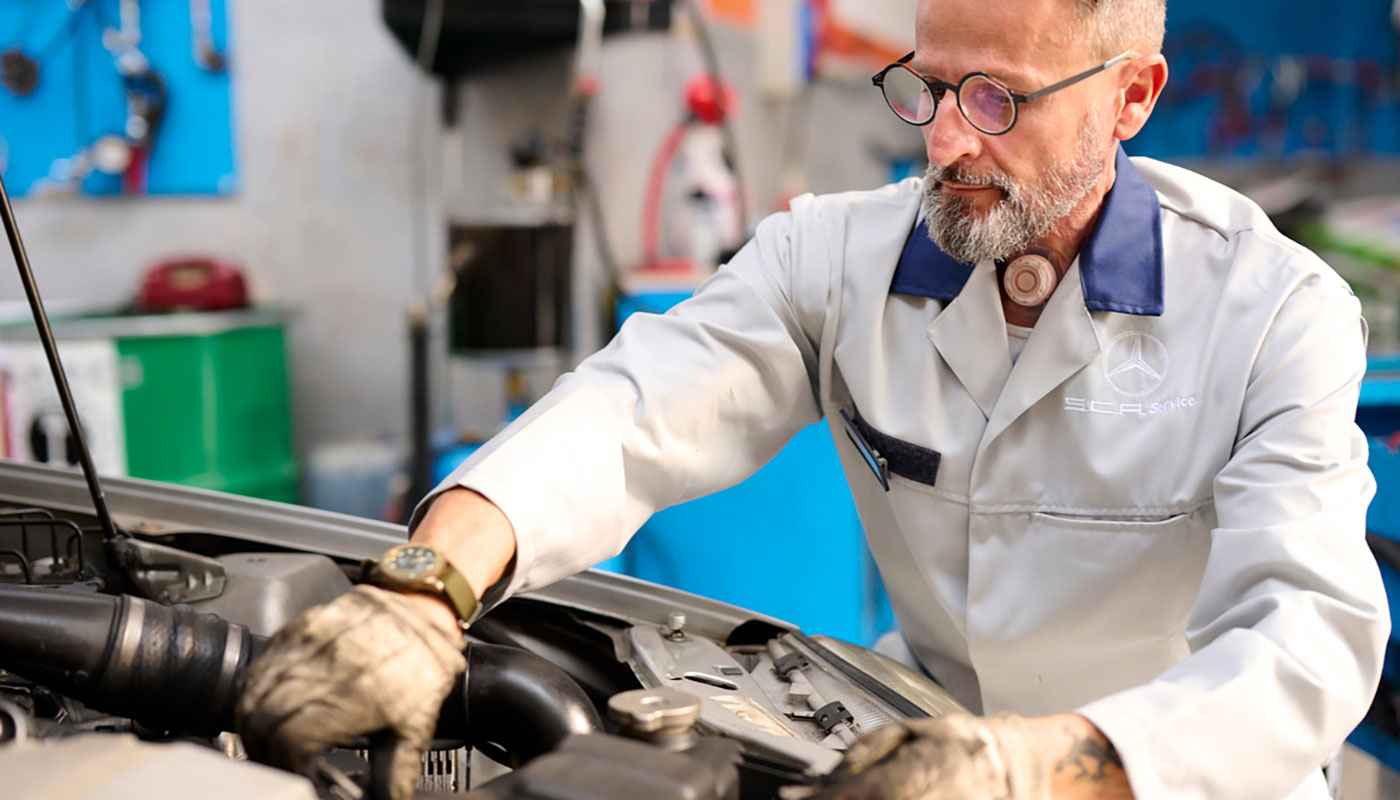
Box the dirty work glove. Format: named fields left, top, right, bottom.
left=783, top=713, right=1049, bottom=800
left=236, top=584, right=467, bottom=800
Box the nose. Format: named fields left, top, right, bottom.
left=923, top=93, right=982, bottom=167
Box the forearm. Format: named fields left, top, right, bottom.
left=401, top=487, right=517, bottom=637
left=1025, top=714, right=1132, bottom=799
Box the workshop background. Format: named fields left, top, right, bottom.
left=2, top=1, right=1400, bottom=794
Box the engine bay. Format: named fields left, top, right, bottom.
left=0, top=461, right=963, bottom=799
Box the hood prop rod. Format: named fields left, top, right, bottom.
left=0, top=171, right=122, bottom=544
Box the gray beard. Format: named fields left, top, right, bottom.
left=921, top=123, right=1108, bottom=265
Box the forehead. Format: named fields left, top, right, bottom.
left=911, top=0, right=1087, bottom=83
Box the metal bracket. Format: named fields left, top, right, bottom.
left=773, top=651, right=810, bottom=680
left=112, top=537, right=226, bottom=603
left=813, top=701, right=853, bottom=734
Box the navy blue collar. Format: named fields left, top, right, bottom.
left=890, top=146, right=1164, bottom=316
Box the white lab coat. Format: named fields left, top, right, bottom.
left=428, top=149, right=1389, bottom=799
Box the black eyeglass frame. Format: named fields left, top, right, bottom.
left=871, top=50, right=1138, bottom=135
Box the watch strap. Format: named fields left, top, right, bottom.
left=439, top=564, right=478, bottom=625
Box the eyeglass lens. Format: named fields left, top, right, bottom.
left=959, top=75, right=1016, bottom=133
left=880, top=67, right=1017, bottom=134
left=880, top=67, right=936, bottom=123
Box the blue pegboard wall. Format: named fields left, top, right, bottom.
left=0, top=0, right=236, bottom=196
left=1127, top=0, right=1400, bottom=161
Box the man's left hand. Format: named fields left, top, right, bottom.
left=782, top=713, right=1048, bottom=800
left=783, top=712, right=1131, bottom=800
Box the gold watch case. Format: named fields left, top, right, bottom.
left=371, top=543, right=478, bottom=625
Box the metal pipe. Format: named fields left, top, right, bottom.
left=403, top=304, right=432, bottom=521
left=0, top=699, right=32, bottom=745
left=0, top=517, right=90, bottom=579
left=0, top=550, right=33, bottom=583
left=66, top=529, right=87, bottom=575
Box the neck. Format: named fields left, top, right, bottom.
left=1001, top=156, right=1117, bottom=328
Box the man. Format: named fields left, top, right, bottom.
left=237, top=0, right=1390, bottom=797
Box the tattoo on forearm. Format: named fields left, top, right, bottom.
left=1055, top=727, right=1125, bottom=784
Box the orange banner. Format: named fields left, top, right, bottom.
left=705, top=0, right=756, bottom=27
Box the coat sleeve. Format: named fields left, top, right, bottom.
left=411, top=209, right=826, bottom=603
left=1077, top=270, right=1390, bottom=799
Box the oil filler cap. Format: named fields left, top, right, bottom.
left=607, top=687, right=701, bottom=736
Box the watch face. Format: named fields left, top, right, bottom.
left=384, top=544, right=440, bottom=580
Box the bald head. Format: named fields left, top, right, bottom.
left=912, top=0, right=1165, bottom=75
left=1072, top=0, right=1166, bottom=59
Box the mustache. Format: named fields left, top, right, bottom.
left=926, top=163, right=1015, bottom=195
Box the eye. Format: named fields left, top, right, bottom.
left=959, top=75, right=1016, bottom=133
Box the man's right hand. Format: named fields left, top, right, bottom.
left=236, top=488, right=513, bottom=798
left=235, top=584, right=467, bottom=800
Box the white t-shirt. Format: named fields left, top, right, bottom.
left=1007, top=323, right=1033, bottom=363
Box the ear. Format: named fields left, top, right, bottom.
left=1113, top=54, right=1168, bottom=141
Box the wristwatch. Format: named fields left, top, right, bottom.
left=364, top=543, right=478, bottom=627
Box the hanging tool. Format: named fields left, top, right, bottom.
left=116, top=61, right=168, bottom=194
left=1, top=1, right=90, bottom=96
left=189, top=0, right=226, bottom=72
left=0, top=48, right=39, bottom=96
left=94, top=0, right=167, bottom=195
left=1, top=2, right=44, bottom=94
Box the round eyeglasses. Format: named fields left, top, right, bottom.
left=872, top=51, right=1137, bottom=135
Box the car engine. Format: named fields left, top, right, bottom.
left=0, top=461, right=964, bottom=799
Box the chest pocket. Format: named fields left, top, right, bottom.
left=839, top=409, right=942, bottom=490
left=1030, top=511, right=1194, bottom=533
left=1019, top=506, right=1215, bottom=640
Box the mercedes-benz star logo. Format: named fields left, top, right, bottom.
left=1103, top=332, right=1168, bottom=397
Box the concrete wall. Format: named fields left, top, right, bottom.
left=0, top=0, right=919, bottom=468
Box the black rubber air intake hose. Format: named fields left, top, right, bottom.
left=0, top=585, right=262, bottom=734
left=437, top=642, right=605, bottom=764
left=0, top=586, right=602, bottom=756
